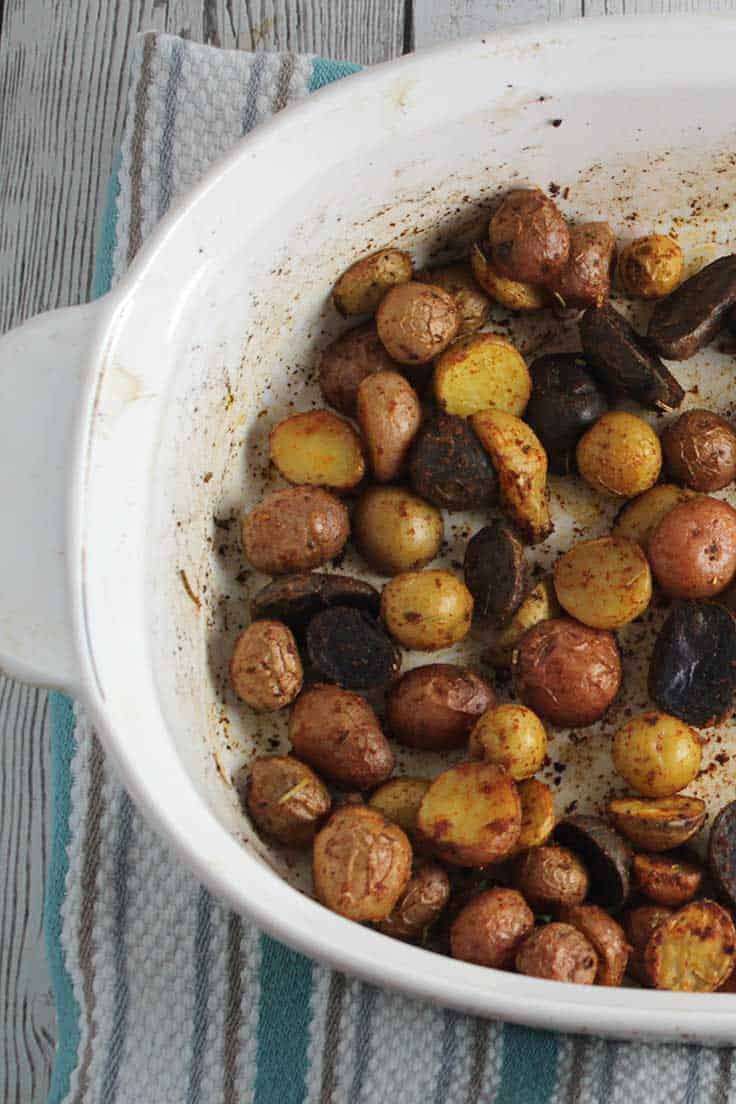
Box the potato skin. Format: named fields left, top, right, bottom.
left=607, top=795, right=706, bottom=853
left=368, top=778, right=431, bottom=838
left=242, top=755, right=331, bottom=847
left=230, top=621, right=303, bottom=711
left=289, top=684, right=394, bottom=790
left=512, top=845, right=589, bottom=911
left=468, top=704, right=547, bottom=781
left=619, top=235, right=684, bottom=300
left=647, top=496, right=736, bottom=599
left=376, top=861, right=451, bottom=941
left=644, top=899, right=736, bottom=992
left=409, top=413, right=498, bottom=511
left=269, top=410, right=366, bottom=491
left=548, top=222, right=616, bottom=309
left=386, top=664, right=494, bottom=750
left=661, top=409, right=736, bottom=492
left=471, top=242, right=549, bottom=312
left=553, top=536, right=652, bottom=630
left=434, top=333, right=531, bottom=418
left=576, top=411, right=662, bottom=498
left=471, top=409, right=552, bottom=545
left=357, top=370, right=421, bottom=482
left=632, top=852, right=703, bottom=907
left=242, top=487, right=349, bottom=574
left=515, top=618, right=622, bottom=728
left=515, top=923, right=598, bottom=984
left=559, top=904, right=630, bottom=986
left=352, top=486, right=443, bottom=575
left=515, top=778, right=556, bottom=852
left=376, top=282, right=460, bottom=365
left=488, top=189, right=570, bottom=284
left=483, top=577, right=560, bottom=669
left=319, top=323, right=398, bottom=416
left=450, top=888, right=534, bottom=968
left=416, top=261, right=491, bottom=335
left=380, top=570, right=474, bottom=651
left=313, top=805, right=412, bottom=922
left=526, top=353, right=609, bottom=476
left=612, top=711, right=701, bottom=798
left=333, top=248, right=413, bottom=317
left=611, top=484, right=694, bottom=547
left=623, top=904, right=673, bottom=985
left=417, top=762, right=521, bottom=866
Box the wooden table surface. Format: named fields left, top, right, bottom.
left=2, top=0, right=735, bottom=1099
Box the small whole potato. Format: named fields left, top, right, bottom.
left=368, top=777, right=431, bottom=838
left=470, top=242, right=549, bottom=312
left=469, top=704, right=547, bottom=781
left=526, top=353, right=609, bottom=476
left=333, top=248, right=413, bottom=316
left=619, top=234, right=684, bottom=300
left=515, top=923, right=598, bottom=985
left=632, top=852, right=703, bottom=908
left=548, top=222, right=617, bottom=309
left=386, top=663, right=494, bottom=750
left=515, top=618, right=622, bottom=728
left=230, top=620, right=303, bottom=711
left=417, top=761, right=522, bottom=866
left=269, top=410, right=366, bottom=491
left=488, top=188, right=570, bottom=284
left=356, top=370, right=421, bottom=483
left=409, top=413, right=498, bottom=511
left=559, top=904, right=630, bottom=986
left=376, top=282, right=460, bottom=365
left=416, top=261, right=491, bottom=335
left=380, top=569, right=474, bottom=651
left=576, top=411, right=662, bottom=498
left=318, top=322, right=398, bottom=415
left=352, top=486, right=443, bottom=575
left=515, top=778, right=556, bottom=852
left=241, top=487, right=349, bottom=574
left=647, top=495, right=736, bottom=598
left=553, top=536, right=652, bottom=630
left=434, top=333, right=531, bottom=418
left=313, top=805, right=412, bottom=922
left=483, top=576, right=561, bottom=669
left=376, top=861, right=451, bottom=941
left=662, top=409, right=736, bottom=492
left=241, top=755, right=331, bottom=847
left=289, top=684, right=394, bottom=790
left=611, top=484, right=694, bottom=547
left=512, top=845, right=589, bottom=911
left=450, top=888, right=534, bottom=968
left=612, top=711, right=701, bottom=798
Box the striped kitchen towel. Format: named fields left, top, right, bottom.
left=45, top=32, right=734, bottom=1104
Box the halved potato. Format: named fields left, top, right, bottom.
left=368, top=777, right=431, bottom=839
left=471, top=410, right=552, bottom=544
left=514, top=778, right=556, bottom=852
left=270, top=410, right=365, bottom=490
left=471, top=243, right=549, bottom=312
left=611, top=484, right=695, bottom=547
left=608, top=795, right=706, bottom=852
left=645, top=899, right=736, bottom=992
left=357, top=370, right=421, bottom=482
left=434, top=333, right=531, bottom=418
left=632, top=852, right=703, bottom=907
left=333, top=248, right=413, bottom=316
left=416, top=762, right=521, bottom=866
left=482, top=577, right=560, bottom=668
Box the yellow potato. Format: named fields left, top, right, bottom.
left=468, top=704, right=547, bottom=781
left=470, top=243, right=549, bottom=312
left=471, top=409, right=552, bottom=544
left=269, top=410, right=365, bottom=491
left=434, top=333, right=531, bottom=418
left=416, top=261, right=491, bottom=335
left=352, top=486, right=443, bottom=575
left=482, top=577, right=560, bottom=668
left=577, top=411, right=662, bottom=498
left=416, top=762, right=521, bottom=866
left=553, top=536, right=652, bottom=629
left=333, top=248, right=413, bottom=316
left=380, top=569, right=473, bottom=651
left=607, top=795, right=706, bottom=852
left=356, top=370, right=421, bottom=482
left=611, top=484, right=695, bottom=546
left=612, top=711, right=702, bottom=798
left=515, top=778, right=556, bottom=852
left=645, top=900, right=736, bottom=992
left=619, top=235, right=684, bottom=300
left=368, top=777, right=431, bottom=838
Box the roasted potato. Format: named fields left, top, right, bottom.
left=376, top=861, right=451, bottom=941
left=386, top=663, right=494, bottom=751
left=608, top=795, right=707, bottom=853
left=632, top=852, right=703, bottom=907
left=269, top=410, right=366, bottom=491
left=376, top=282, right=460, bottom=364
left=612, top=711, right=701, bottom=798
left=250, top=572, right=379, bottom=639
left=709, top=799, right=736, bottom=911
left=469, top=704, right=547, bottom=781
left=434, top=333, right=531, bottom=418
left=289, top=684, right=394, bottom=790
left=515, top=618, right=622, bottom=728
left=471, top=409, right=552, bottom=544
left=611, top=484, right=694, bottom=547
left=356, top=370, right=421, bottom=482
left=515, top=778, right=556, bottom=852
left=618, top=234, right=684, bottom=300
left=368, top=777, right=431, bottom=838
left=333, top=248, right=413, bottom=317
left=576, top=411, right=662, bottom=499
left=548, top=222, right=616, bottom=309
left=516, top=923, right=598, bottom=984
left=240, top=755, right=331, bottom=847
left=450, top=888, right=534, bottom=968
left=661, top=409, right=736, bottom=492
left=352, top=486, right=443, bottom=575
left=644, top=899, right=736, bottom=992
left=488, top=188, right=570, bottom=284
left=313, top=805, right=413, bottom=922
left=416, top=762, right=521, bottom=866
left=623, top=904, right=673, bottom=986
left=318, top=322, right=398, bottom=415
left=649, top=600, right=736, bottom=727
left=409, top=413, right=497, bottom=510
left=512, top=844, right=589, bottom=911
left=483, top=576, right=560, bottom=668
left=416, top=261, right=491, bottom=334
left=648, top=254, right=736, bottom=360
left=555, top=816, right=632, bottom=911
left=525, top=353, right=608, bottom=475
left=470, top=240, right=549, bottom=311
left=306, top=607, right=399, bottom=690
left=380, top=569, right=474, bottom=651
left=230, top=620, right=303, bottom=711
left=242, top=487, right=349, bottom=574
left=559, top=905, right=630, bottom=986
left=553, top=536, right=652, bottom=630
left=648, top=496, right=736, bottom=599
left=464, top=520, right=527, bottom=627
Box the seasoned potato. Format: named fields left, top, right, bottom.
left=368, top=777, right=431, bottom=838
left=576, top=411, right=662, bottom=498
left=376, top=861, right=451, bottom=941
left=306, top=607, right=399, bottom=691
left=289, top=684, right=394, bottom=790
left=623, top=904, right=673, bottom=986
left=416, top=261, right=491, bottom=334
left=410, top=413, right=498, bottom=511
left=512, top=845, right=589, bottom=911
left=488, top=188, right=570, bottom=284
left=468, top=704, right=547, bottom=781
left=548, top=222, right=616, bottom=309
left=356, top=370, right=421, bottom=482
left=526, top=353, right=609, bottom=476
left=632, top=852, right=703, bottom=907
left=608, top=795, right=707, bottom=853
left=313, top=805, right=412, bottom=922
left=386, top=664, right=494, bottom=751
left=230, top=620, right=303, bottom=711
left=241, top=755, right=331, bottom=847
left=450, top=888, right=534, bottom=968
left=470, top=242, right=549, bottom=312
left=611, top=484, right=694, bottom=547
left=434, top=333, right=531, bottom=418
left=515, top=923, right=598, bottom=984
left=559, top=905, right=630, bottom=986
left=619, top=234, right=684, bottom=300
left=555, top=815, right=632, bottom=911
left=269, top=410, right=365, bottom=491
left=318, top=322, right=398, bottom=415
left=464, top=520, right=527, bottom=627
left=483, top=576, right=560, bottom=668
left=333, top=248, right=413, bottom=316
left=553, top=536, right=652, bottom=630
left=661, top=409, right=736, bottom=492
left=376, top=282, right=460, bottom=365
left=709, top=800, right=736, bottom=911
left=417, top=762, right=521, bottom=866
left=648, top=254, right=736, bottom=361
left=645, top=899, right=736, bottom=992
left=242, top=487, right=349, bottom=574
left=515, top=778, right=556, bottom=852
left=250, top=572, right=379, bottom=638
left=515, top=618, right=622, bottom=728
left=352, top=486, right=443, bottom=575
left=612, top=712, right=701, bottom=798
left=380, top=570, right=473, bottom=651
left=648, top=496, right=736, bottom=599
left=471, top=409, right=552, bottom=544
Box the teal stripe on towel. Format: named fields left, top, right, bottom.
left=309, top=58, right=361, bottom=90
left=253, top=937, right=313, bottom=1104
left=495, top=1025, right=558, bottom=1104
